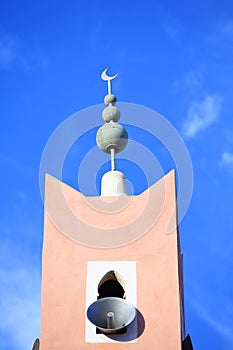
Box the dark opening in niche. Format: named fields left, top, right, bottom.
left=96, top=270, right=127, bottom=334
left=97, top=270, right=125, bottom=299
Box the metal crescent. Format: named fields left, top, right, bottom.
left=101, top=67, right=118, bottom=81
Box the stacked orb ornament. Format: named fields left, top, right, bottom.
left=96, top=94, right=128, bottom=154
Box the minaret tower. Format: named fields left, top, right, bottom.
left=36, top=68, right=193, bottom=350
left=96, top=67, right=128, bottom=196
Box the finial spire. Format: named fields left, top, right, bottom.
left=96, top=68, right=128, bottom=196
left=101, top=67, right=118, bottom=95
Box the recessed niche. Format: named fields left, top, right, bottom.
left=85, top=261, right=137, bottom=343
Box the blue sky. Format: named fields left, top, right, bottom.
left=1, top=0, right=233, bottom=349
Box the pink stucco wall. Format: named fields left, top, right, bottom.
left=40, top=170, right=183, bottom=349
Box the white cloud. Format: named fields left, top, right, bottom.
left=163, top=22, right=180, bottom=41
left=223, top=129, right=233, bottom=145
left=0, top=31, right=48, bottom=71
left=0, top=245, right=41, bottom=350
left=0, top=33, right=25, bottom=70
left=189, top=296, right=233, bottom=348
left=173, top=68, right=204, bottom=95
left=162, top=17, right=181, bottom=43
left=220, top=152, right=233, bottom=172
left=221, top=152, right=233, bottom=165
left=183, top=95, right=222, bottom=138
left=0, top=235, right=41, bottom=350
left=184, top=70, right=203, bottom=91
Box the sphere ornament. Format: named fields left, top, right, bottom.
left=102, top=106, right=120, bottom=122
left=96, top=122, right=128, bottom=154
left=104, top=94, right=117, bottom=105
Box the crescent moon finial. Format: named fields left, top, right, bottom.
left=101, top=67, right=118, bottom=94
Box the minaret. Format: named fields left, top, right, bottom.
left=36, top=68, right=193, bottom=350
left=96, top=68, right=128, bottom=196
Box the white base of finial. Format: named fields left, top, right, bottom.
left=101, top=170, right=127, bottom=196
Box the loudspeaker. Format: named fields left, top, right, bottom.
left=87, top=297, right=136, bottom=334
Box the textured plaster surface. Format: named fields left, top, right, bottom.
left=40, top=171, right=182, bottom=349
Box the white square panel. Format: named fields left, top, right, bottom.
left=85, top=261, right=137, bottom=343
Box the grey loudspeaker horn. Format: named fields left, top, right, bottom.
left=87, top=297, right=136, bottom=334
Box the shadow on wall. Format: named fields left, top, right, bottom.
left=106, top=308, right=145, bottom=342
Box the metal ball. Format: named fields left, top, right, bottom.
left=96, top=122, right=128, bottom=154
left=102, top=106, right=120, bottom=122
left=104, top=94, right=117, bottom=105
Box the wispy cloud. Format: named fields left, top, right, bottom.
left=0, top=31, right=48, bottom=71
left=0, top=34, right=20, bottom=69
left=163, top=22, right=180, bottom=42
left=189, top=296, right=233, bottom=348
left=0, top=246, right=41, bottom=350
left=203, top=20, right=233, bottom=60
left=0, top=153, right=31, bottom=175
left=184, top=70, right=203, bottom=91
left=173, top=68, right=204, bottom=95
left=161, top=15, right=181, bottom=43
left=220, top=152, right=233, bottom=172
left=182, top=95, right=222, bottom=138
left=0, top=197, right=42, bottom=350
left=221, top=152, right=233, bottom=164
left=223, top=129, right=233, bottom=145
